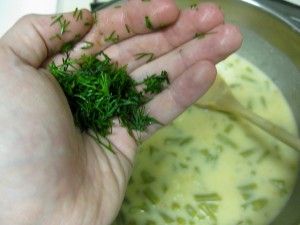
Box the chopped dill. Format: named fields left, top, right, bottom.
left=48, top=52, right=169, bottom=151
left=81, top=41, right=94, bottom=49
left=195, top=33, right=206, bottom=39
left=195, top=32, right=216, bottom=39
left=60, top=19, right=71, bottom=34
left=60, top=42, right=73, bottom=52
left=76, top=9, right=83, bottom=21
left=73, top=7, right=78, bottom=18
left=51, top=14, right=63, bottom=26
left=59, top=34, right=81, bottom=52
left=93, top=12, right=98, bottom=25
left=72, top=7, right=83, bottom=21
left=145, top=16, right=154, bottom=30
left=105, top=30, right=120, bottom=43
left=190, top=3, right=197, bottom=9
left=145, top=17, right=166, bottom=30
left=135, top=52, right=154, bottom=63
left=50, top=33, right=62, bottom=41
left=84, top=21, right=92, bottom=26
left=125, top=24, right=131, bottom=33
left=49, top=14, right=71, bottom=40
left=137, top=71, right=169, bottom=94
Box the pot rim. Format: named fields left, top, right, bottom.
left=241, top=0, right=300, bottom=34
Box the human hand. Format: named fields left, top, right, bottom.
left=0, top=0, right=242, bottom=224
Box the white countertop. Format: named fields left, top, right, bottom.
left=284, top=0, right=300, bottom=6
left=0, top=0, right=92, bottom=37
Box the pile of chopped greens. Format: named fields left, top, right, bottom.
left=49, top=52, right=169, bottom=150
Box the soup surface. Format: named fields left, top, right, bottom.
left=113, top=54, right=300, bottom=225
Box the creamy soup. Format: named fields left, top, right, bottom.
left=113, top=54, right=300, bottom=225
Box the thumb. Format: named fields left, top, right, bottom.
left=0, top=9, right=93, bottom=68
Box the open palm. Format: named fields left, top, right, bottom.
left=0, top=0, right=242, bottom=224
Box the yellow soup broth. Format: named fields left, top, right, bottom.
left=113, top=54, right=300, bottom=225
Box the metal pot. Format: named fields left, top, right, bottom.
left=176, top=0, right=300, bottom=224
left=103, top=0, right=300, bottom=223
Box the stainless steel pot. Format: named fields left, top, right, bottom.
left=176, top=0, right=300, bottom=224
left=104, top=0, right=300, bottom=223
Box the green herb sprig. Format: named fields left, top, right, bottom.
left=195, top=32, right=216, bottom=40
left=190, top=3, right=197, bottom=9
left=145, top=16, right=154, bottom=30
left=50, top=15, right=71, bottom=35
left=125, top=24, right=131, bottom=33
left=73, top=8, right=83, bottom=21
left=81, top=41, right=94, bottom=49
left=105, top=30, right=120, bottom=43
left=49, top=52, right=169, bottom=151
left=135, top=52, right=154, bottom=63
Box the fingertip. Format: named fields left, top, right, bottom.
left=218, top=23, right=243, bottom=56
left=124, top=0, right=180, bottom=33
left=172, top=60, right=217, bottom=108
left=156, top=0, right=180, bottom=26
left=197, top=60, right=218, bottom=96
left=162, top=2, right=225, bottom=49
left=229, top=23, right=243, bottom=50
left=142, top=60, right=217, bottom=130
left=181, top=2, right=224, bottom=29
left=196, top=2, right=224, bottom=24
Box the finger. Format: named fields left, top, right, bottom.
left=68, top=0, right=179, bottom=59
left=143, top=60, right=217, bottom=139
left=104, top=2, right=224, bottom=72
left=106, top=23, right=242, bottom=156
left=1, top=10, right=93, bottom=67
left=131, top=24, right=242, bottom=82
left=100, top=60, right=217, bottom=162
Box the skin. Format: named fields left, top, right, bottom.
left=0, top=0, right=242, bottom=224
